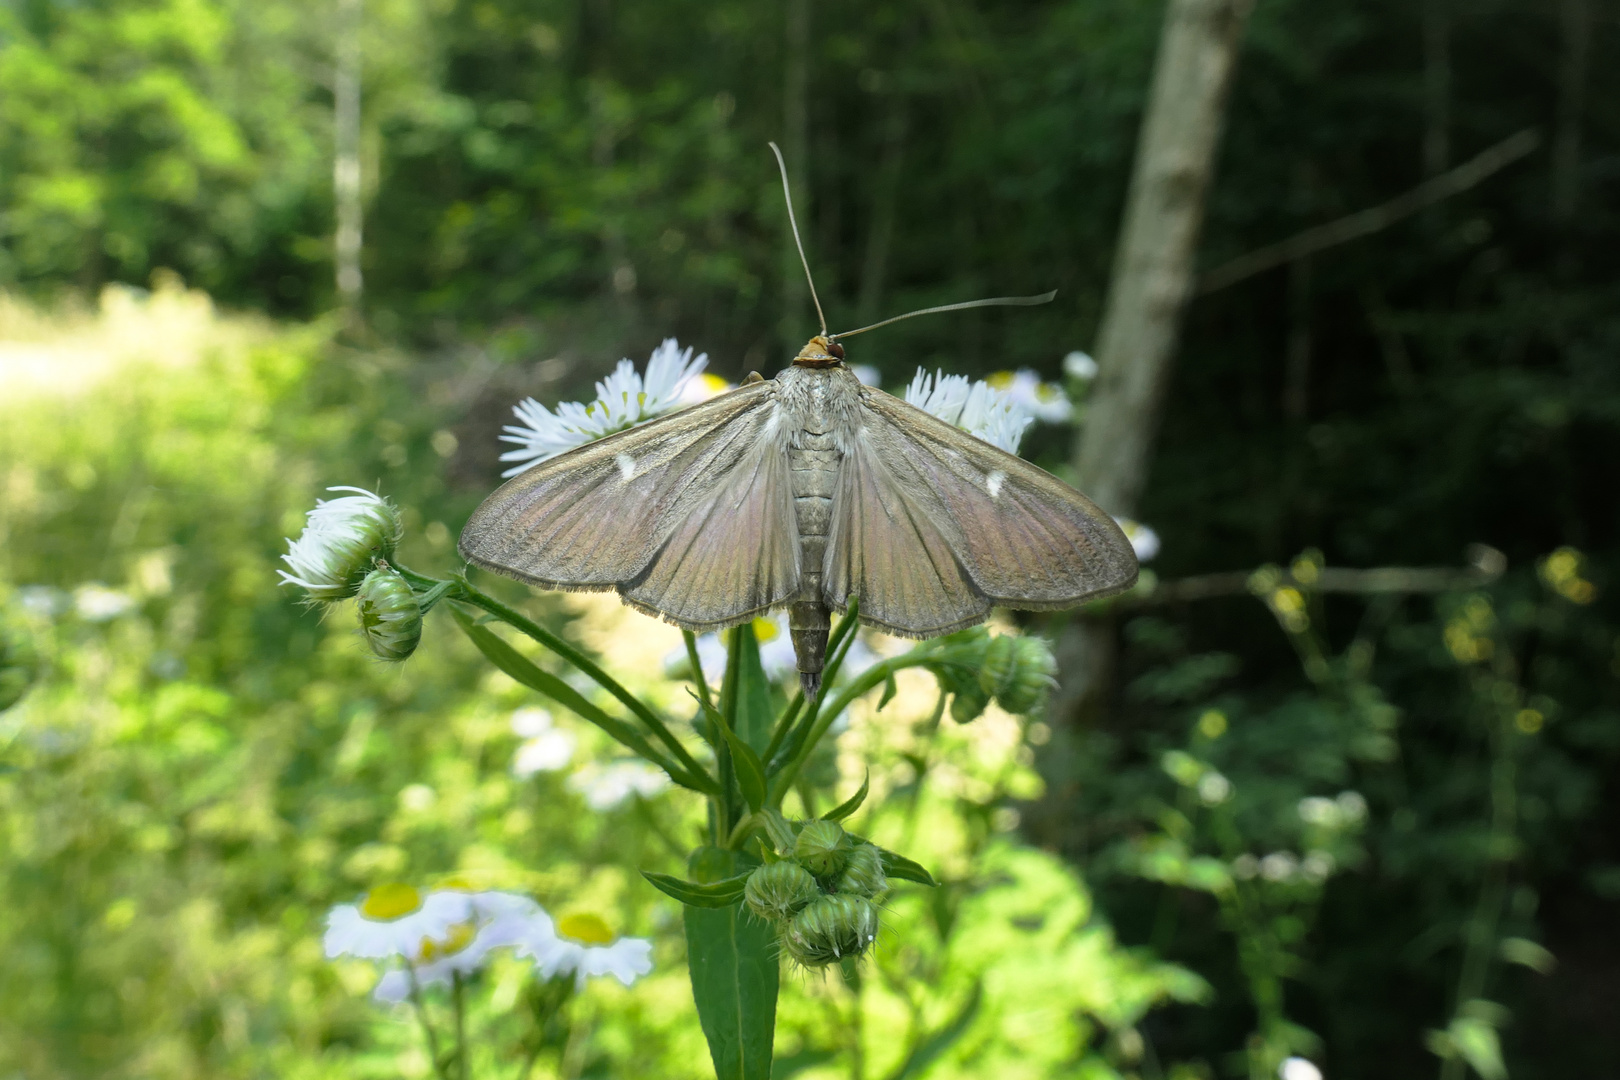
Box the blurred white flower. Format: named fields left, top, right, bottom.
left=568, top=760, right=669, bottom=810
left=752, top=613, right=799, bottom=682
left=509, top=708, right=576, bottom=777
left=1197, top=771, right=1233, bottom=806
left=1113, top=518, right=1161, bottom=562
left=278, top=487, right=402, bottom=601
left=19, top=586, right=68, bottom=617
left=851, top=365, right=881, bottom=387
left=1301, top=850, right=1336, bottom=884
left=1298, top=796, right=1340, bottom=827
left=905, top=369, right=1034, bottom=454
left=986, top=369, right=1073, bottom=423
left=500, top=339, right=708, bottom=476
left=1336, top=790, right=1368, bottom=824
left=74, top=584, right=135, bottom=622
left=324, top=884, right=474, bottom=960
left=1231, top=853, right=1259, bottom=880
left=1062, top=350, right=1098, bottom=380
left=518, top=910, right=653, bottom=989
left=1279, top=1057, right=1324, bottom=1080
left=678, top=371, right=733, bottom=405
left=370, top=890, right=543, bottom=1002
left=1260, top=851, right=1300, bottom=883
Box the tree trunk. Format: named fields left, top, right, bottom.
left=1071, top=0, right=1255, bottom=521
left=333, top=0, right=364, bottom=326
left=1045, top=0, right=1253, bottom=750
left=781, top=0, right=812, bottom=346
left=1552, top=0, right=1591, bottom=224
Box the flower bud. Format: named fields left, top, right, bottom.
left=0, top=618, right=40, bottom=712
left=794, top=819, right=851, bottom=880
left=997, top=636, right=1057, bottom=715
left=356, top=567, right=422, bottom=661
left=977, top=634, right=1016, bottom=699
left=278, top=487, right=403, bottom=602
left=834, top=843, right=887, bottom=900
left=950, top=682, right=990, bottom=724
left=744, top=861, right=821, bottom=923
left=784, top=895, right=879, bottom=968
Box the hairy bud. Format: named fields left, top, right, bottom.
left=834, top=843, right=887, bottom=900
left=997, top=636, right=1057, bottom=715
left=744, top=861, right=820, bottom=923
left=950, top=682, right=990, bottom=724
left=785, top=895, right=879, bottom=967
left=977, top=634, right=1016, bottom=699
left=794, top=819, right=851, bottom=880
left=356, top=567, right=422, bottom=661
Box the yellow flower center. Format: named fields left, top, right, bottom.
left=361, top=883, right=422, bottom=921
left=418, top=920, right=477, bottom=962
left=751, top=617, right=780, bottom=643
left=557, top=912, right=615, bottom=945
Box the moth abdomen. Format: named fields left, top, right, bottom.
left=789, top=600, right=830, bottom=699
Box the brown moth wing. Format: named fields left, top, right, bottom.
left=824, top=388, right=1138, bottom=637
left=459, top=380, right=800, bottom=629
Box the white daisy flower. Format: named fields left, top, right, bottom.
left=679, top=371, right=733, bottom=406
left=1113, top=517, right=1161, bottom=562
left=1279, top=1057, right=1324, bottom=1080
left=370, top=890, right=543, bottom=1002
left=510, top=708, right=576, bottom=777
left=74, top=584, right=135, bottom=622
left=568, top=760, right=670, bottom=811
left=904, top=369, right=1034, bottom=454
left=499, top=339, right=708, bottom=476
left=985, top=369, right=1073, bottom=423
left=518, top=909, right=653, bottom=989
left=1062, top=350, right=1098, bottom=380
left=323, top=883, right=475, bottom=960
left=278, top=487, right=402, bottom=601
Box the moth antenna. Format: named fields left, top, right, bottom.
left=830, top=291, right=1057, bottom=341
left=769, top=141, right=828, bottom=337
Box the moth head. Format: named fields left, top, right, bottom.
left=793, top=335, right=845, bottom=367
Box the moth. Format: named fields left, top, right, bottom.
left=460, top=148, right=1138, bottom=697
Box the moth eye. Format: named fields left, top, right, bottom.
left=829, top=342, right=845, bottom=360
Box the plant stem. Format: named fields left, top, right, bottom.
left=406, top=966, right=453, bottom=1080
left=452, top=970, right=469, bottom=1080
left=764, top=609, right=858, bottom=763
left=683, top=630, right=716, bottom=717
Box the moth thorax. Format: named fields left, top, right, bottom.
left=793, top=335, right=845, bottom=367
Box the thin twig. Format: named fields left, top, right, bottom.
left=1117, top=555, right=1504, bottom=609
left=1196, top=128, right=1540, bottom=295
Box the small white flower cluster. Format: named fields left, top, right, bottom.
left=985, top=369, right=1074, bottom=423
left=905, top=369, right=1036, bottom=454
left=568, top=760, right=671, bottom=810
left=1231, top=849, right=1336, bottom=885
left=500, top=339, right=709, bottom=477
left=325, top=882, right=652, bottom=999
left=510, top=708, right=577, bottom=777
left=1298, top=790, right=1368, bottom=829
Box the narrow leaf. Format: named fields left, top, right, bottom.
left=877, top=670, right=898, bottom=711
left=684, top=849, right=778, bottom=1080
left=732, top=621, right=777, bottom=753
left=823, top=772, right=870, bottom=823
left=451, top=606, right=714, bottom=794
left=1498, top=937, right=1556, bottom=974
left=720, top=723, right=769, bottom=812
left=641, top=870, right=753, bottom=908
left=845, top=830, right=938, bottom=886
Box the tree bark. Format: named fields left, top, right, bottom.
left=1071, top=0, right=1255, bottom=521
left=333, top=0, right=364, bottom=325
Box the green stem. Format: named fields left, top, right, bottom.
left=763, top=609, right=858, bottom=764
left=422, top=571, right=710, bottom=789
left=769, top=651, right=932, bottom=806
left=452, top=970, right=469, bottom=1080
left=683, top=629, right=717, bottom=718
left=769, top=615, right=862, bottom=776
left=713, top=627, right=742, bottom=836
left=406, top=966, right=453, bottom=1080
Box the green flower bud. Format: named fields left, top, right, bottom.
left=0, top=619, right=40, bottom=712
left=278, top=487, right=403, bottom=602
left=834, top=843, right=887, bottom=900
left=744, top=860, right=821, bottom=923
left=978, top=634, right=1016, bottom=699
left=950, top=682, right=990, bottom=724
left=784, top=895, right=879, bottom=968
left=998, top=636, right=1057, bottom=715
left=794, top=819, right=851, bottom=880
left=356, top=567, right=421, bottom=661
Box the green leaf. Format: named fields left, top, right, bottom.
left=1448, top=1016, right=1507, bottom=1080
left=877, top=670, right=898, bottom=711
left=1498, top=937, right=1556, bottom=974
left=845, top=832, right=937, bottom=886
left=719, top=723, right=769, bottom=813
left=450, top=606, right=715, bottom=795
left=761, top=808, right=800, bottom=853
left=642, top=870, right=753, bottom=908
left=684, top=849, right=779, bottom=1080
left=732, top=621, right=777, bottom=754
left=823, top=771, right=870, bottom=823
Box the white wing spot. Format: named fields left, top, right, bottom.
left=615, top=452, right=636, bottom=480
left=987, top=470, right=1006, bottom=498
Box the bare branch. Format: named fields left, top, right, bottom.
left=1196, top=128, right=1540, bottom=296
left=1116, top=547, right=1506, bottom=609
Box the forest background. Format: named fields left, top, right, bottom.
left=1, top=0, right=1617, bottom=1078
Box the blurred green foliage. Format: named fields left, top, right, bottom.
left=2, top=0, right=1619, bottom=1076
